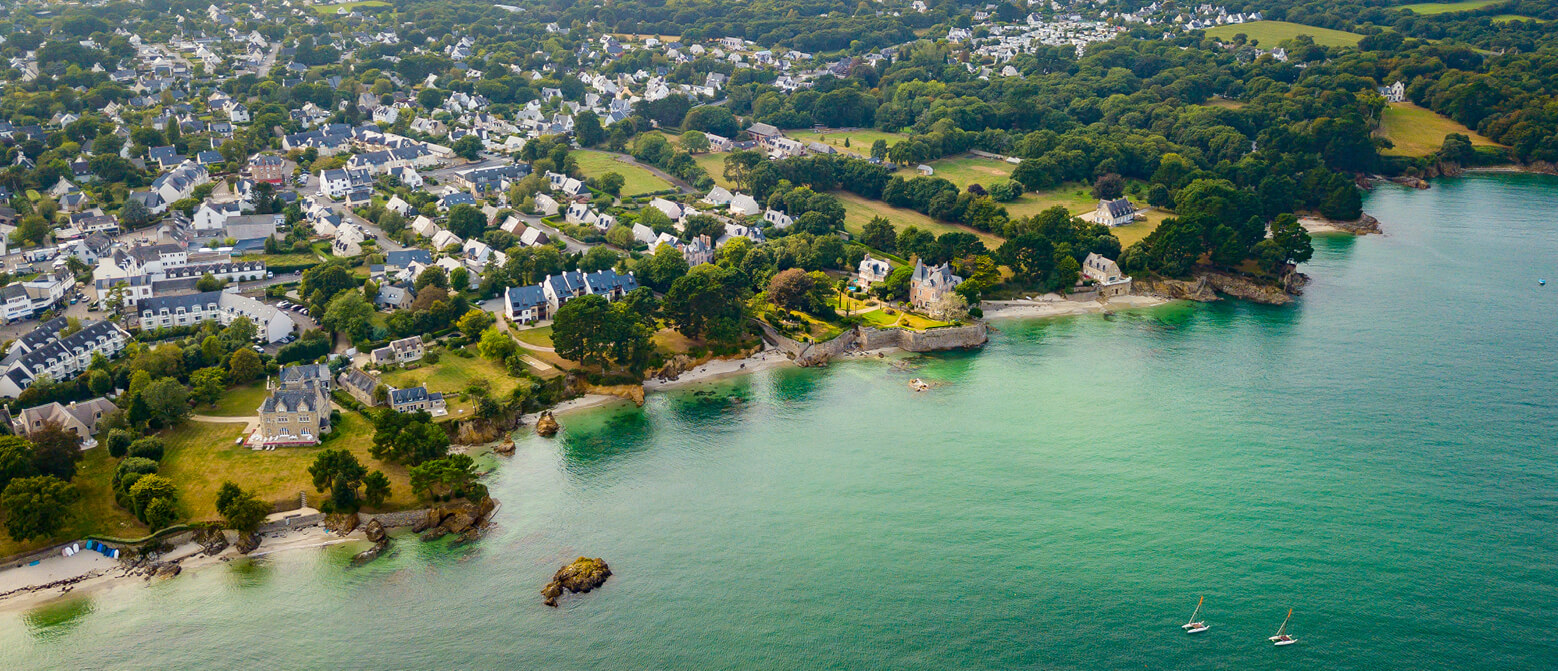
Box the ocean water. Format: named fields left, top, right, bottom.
left=3, top=173, right=1557, bottom=670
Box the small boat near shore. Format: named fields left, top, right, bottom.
left=1269, top=608, right=1298, bottom=646
left=1182, top=596, right=1209, bottom=634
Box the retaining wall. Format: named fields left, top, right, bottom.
left=359, top=509, right=432, bottom=529
left=760, top=322, right=988, bottom=367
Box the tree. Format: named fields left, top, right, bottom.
left=414, top=265, right=449, bottom=291
left=369, top=411, right=449, bottom=466
left=663, top=267, right=747, bottom=342
left=13, top=216, right=50, bottom=247
left=215, top=481, right=271, bottom=533
left=222, top=317, right=258, bottom=347
left=30, top=423, right=82, bottom=482
left=190, top=367, right=227, bottom=406
left=1092, top=173, right=1125, bottom=200
left=196, top=273, right=225, bottom=292
left=120, top=198, right=153, bottom=228
left=0, top=437, right=36, bottom=493
left=128, top=474, right=178, bottom=522
left=229, top=348, right=263, bottom=383
left=478, top=327, right=518, bottom=361
left=638, top=243, right=690, bottom=292
left=768, top=268, right=815, bottom=312
left=2, top=476, right=78, bottom=541
left=679, top=130, right=710, bottom=154
left=144, top=497, right=179, bottom=531
left=446, top=204, right=486, bottom=239
left=579, top=246, right=620, bottom=272
left=598, top=172, right=625, bottom=196
left=449, top=266, right=470, bottom=291
left=321, top=291, right=375, bottom=343
left=128, top=437, right=166, bottom=462
left=1267, top=213, right=1314, bottom=271
left=457, top=309, right=494, bottom=337
left=105, top=429, right=133, bottom=459
left=143, top=377, right=191, bottom=427
left=574, top=110, right=605, bottom=147
left=309, top=449, right=367, bottom=512
left=683, top=105, right=740, bottom=137
left=860, top=216, right=896, bottom=252
left=408, top=454, right=481, bottom=500
left=551, top=294, right=653, bottom=374
left=998, top=234, right=1057, bottom=285
left=363, top=470, right=391, bottom=507
left=451, top=134, right=483, bottom=160
left=301, top=263, right=358, bottom=313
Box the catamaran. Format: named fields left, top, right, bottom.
left=1269, top=609, right=1298, bottom=646
left=1181, top=596, right=1209, bottom=634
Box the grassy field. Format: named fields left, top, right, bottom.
left=787, top=129, right=908, bottom=157
left=573, top=150, right=673, bottom=195
left=909, top=155, right=1020, bottom=189
left=837, top=192, right=1004, bottom=249
left=159, top=414, right=416, bottom=521
left=203, top=382, right=271, bottom=417
left=1378, top=102, right=1502, bottom=157
left=512, top=324, right=554, bottom=348
left=0, top=449, right=148, bottom=558
left=380, top=354, right=525, bottom=416
left=1203, top=21, right=1363, bottom=48
left=1489, top=13, right=1549, bottom=22
left=1397, top=0, right=1502, bottom=14
left=1202, top=98, right=1247, bottom=110
left=311, top=0, right=389, bottom=15
left=693, top=152, right=735, bottom=189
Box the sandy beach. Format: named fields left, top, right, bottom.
left=0, top=523, right=361, bottom=615
left=981, top=294, right=1171, bottom=319
left=644, top=348, right=794, bottom=391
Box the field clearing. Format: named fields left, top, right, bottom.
left=907, top=155, right=1019, bottom=189
left=1202, top=98, right=1247, bottom=109
left=312, top=1, right=389, bottom=15
left=159, top=415, right=416, bottom=521
left=380, top=353, right=526, bottom=416
left=1378, top=102, right=1502, bottom=157
left=573, top=150, right=673, bottom=195
left=1490, top=13, right=1549, bottom=22
left=1203, top=21, right=1363, bottom=47
left=203, top=382, right=270, bottom=416
left=788, top=129, right=908, bottom=157
left=1397, top=0, right=1502, bottom=14
left=512, top=324, right=554, bottom=347
left=693, top=152, right=736, bottom=189
left=0, top=449, right=148, bottom=558
left=837, top=192, right=1004, bottom=249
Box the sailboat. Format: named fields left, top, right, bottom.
left=1181, top=596, right=1209, bottom=634
left=1269, top=608, right=1298, bottom=646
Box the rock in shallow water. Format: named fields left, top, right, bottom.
left=542, top=557, right=612, bottom=607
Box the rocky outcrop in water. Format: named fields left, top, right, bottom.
left=324, top=512, right=360, bottom=535
left=1202, top=271, right=1296, bottom=305
left=535, top=411, right=560, bottom=437
left=542, top=557, right=612, bottom=607
left=1133, top=275, right=1219, bottom=302
left=234, top=531, right=261, bottom=555
left=410, top=498, right=499, bottom=543
left=193, top=526, right=229, bottom=556
left=352, top=520, right=391, bottom=565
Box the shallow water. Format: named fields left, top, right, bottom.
left=3, top=173, right=1556, bottom=669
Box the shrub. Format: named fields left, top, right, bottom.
left=106, top=429, right=134, bottom=458
left=127, top=437, right=165, bottom=462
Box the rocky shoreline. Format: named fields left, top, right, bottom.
left=1134, top=269, right=1308, bottom=306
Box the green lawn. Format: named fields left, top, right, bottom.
left=1378, top=102, right=1502, bottom=157
left=311, top=0, right=389, bottom=15
left=159, top=414, right=416, bottom=521
left=787, top=129, right=908, bottom=157
left=0, top=449, right=148, bottom=558
left=906, top=155, right=1021, bottom=190
left=202, top=382, right=271, bottom=417
left=512, top=324, right=553, bottom=348
left=380, top=354, right=525, bottom=417
left=693, top=152, right=735, bottom=189
left=836, top=192, right=1004, bottom=250
left=573, top=150, right=673, bottom=195
left=1396, top=0, right=1502, bottom=14
left=1489, top=13, right=1549, bottom=22
left=1203, top=21, right=1363, bottom=48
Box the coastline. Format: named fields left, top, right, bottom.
left=981, top=294, right=1171, bottom=319
left=0, top=524, right=362, bottom=615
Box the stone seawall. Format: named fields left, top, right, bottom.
left=760, top=322, right=988, bottom=367
left=359, top=509, right=433, bottom=529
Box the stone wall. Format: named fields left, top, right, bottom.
left=760, top=322, right=988, bottom=367
left=359, top=509, right=433, bottom=529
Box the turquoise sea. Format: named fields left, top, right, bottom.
left=3, top=173, right=1556, bottom=669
